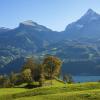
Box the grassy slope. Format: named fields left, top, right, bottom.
left=0, top=88, right=28, bottom=96
left=0, top=88, right=29, bottom=100
left=0, top=80, right=100, bottom=100
left=16, top=89, right=100, bottom=100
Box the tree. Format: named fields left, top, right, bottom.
left=21, top=69, right=33, bottom=84
left=43, top=56, right=62, bottom=84
left=22, top=57, right=39, bottom=81
left=63, top=74, right=73, bottom=84
left=67, top=74, right=73, bottom=84
left=22, top=58, right=36, bottom=71
left=2, top=75, right=11, bottom=88
left=63, top=74, right=68, bottom=87
left=63, top=74, right=68, bottom=83
left=9, top=72, right=17, bottom=86
left=0, top=75, right=4, bottom=87
left=39, top=64, right=45, bottom=86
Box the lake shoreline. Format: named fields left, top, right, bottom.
left=73, top=76, right=100, bottom=82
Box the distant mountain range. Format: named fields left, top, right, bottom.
left=0, top=9, right=100, bottom=75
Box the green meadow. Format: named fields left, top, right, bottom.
left=0, top=80, right=100, bottom=100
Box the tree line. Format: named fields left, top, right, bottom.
left=0, top=56, right=73, bottom=88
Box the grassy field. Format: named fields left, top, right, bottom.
left=0, top=80, right=100, bottom=100
left=16, top=89, right=100, bottom=100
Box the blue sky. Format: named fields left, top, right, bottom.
left=0, top=0, right=100, bottom=31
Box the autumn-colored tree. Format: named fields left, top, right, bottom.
left=21, top=69, right=33, bottom=84
left=43, top=56, right=62, bottom=80
left=22, top=57, right=38, bottom=80
left=22, top=58, right=36, bottom=71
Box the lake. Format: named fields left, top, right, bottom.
left=73, top=76, right=100, bottom=82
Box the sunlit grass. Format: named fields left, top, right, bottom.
left=0, top=88, right=28, bottom=96
left=16, top=89, right=100, bottom=100
left=0, top=81, right=100, bottom=100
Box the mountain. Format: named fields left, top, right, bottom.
left=0, top=20, right=61, bottom=70
left=64, top=9, right=100, bottom=39
left=0, top=20, right=62, bottom=53
left=40, top=39, right=100, bottom=75
left=39, top=9, right=100, bottom=75
left=0, top=27, right=10, bottom=33
left=41, top=39, right=100, bottom=59
left=1, top=9, right=100, bottom=75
